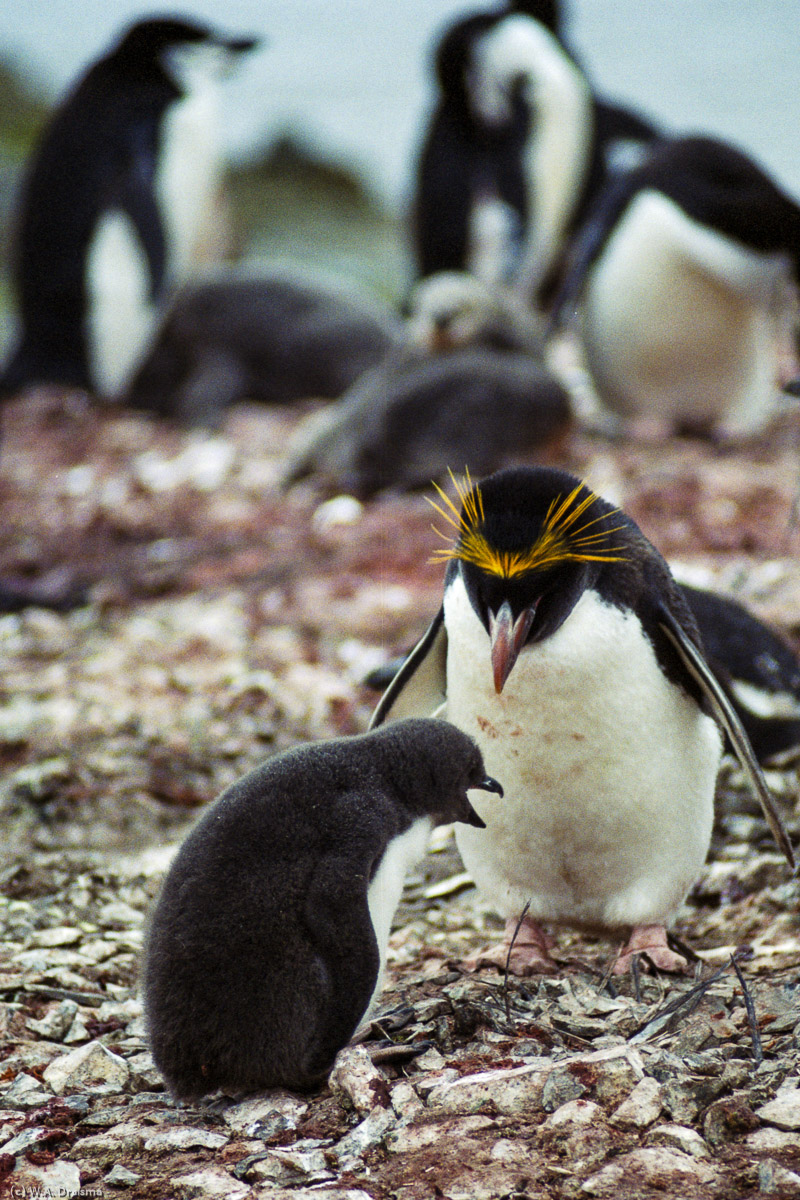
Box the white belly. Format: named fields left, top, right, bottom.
left=579, top=190, right=790, bottom=434
left=85, top=210, right=159, bottom=396
left=443, top=577, right=721, bottom=931
left=156, top=85, right=224, bottom=280
left=365, top=817, right=432, bottom=1014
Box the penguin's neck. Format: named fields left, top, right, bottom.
left=365, top=816, right=433, bottom=1014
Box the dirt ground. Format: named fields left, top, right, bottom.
left=0, top=388, right=799, bottom=1199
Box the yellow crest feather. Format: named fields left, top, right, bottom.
left=428, top=469, right=627, bottom=578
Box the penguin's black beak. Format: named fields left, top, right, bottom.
left=461, top=776, right=502, bottom=828
left=489, top=600, right=537, bottom=693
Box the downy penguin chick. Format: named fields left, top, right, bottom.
left=371, top=466, right=793, bottom=974
left=123, top=264, right=404, bottom=426
left=552, top=136, right=800, bottom=436
left=1, top=17, right=259, bottom=399
left=143, top=718, right=501, bottom=1098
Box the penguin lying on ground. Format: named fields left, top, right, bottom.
left=370, top=466, right=794, bottom=974
left=144, top=718, right=502, bottom=1098
left=412, top=2, right=659, bottom=298
left=282, top=272, right=571, bottom=497
left=123, top=265, right=405, bottom=426
left=551, top=135, right=800, bottom=436
left=365, top=581, right=800, bottom=765
left=1, top=17, right=259, bottom=400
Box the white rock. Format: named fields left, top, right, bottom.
left=42, top=1040, right=130, bottom=1096
left=222, top=1090, right=308, bottom=1135
left=541, top=1098, right=606, bottom=1136
left=427, top=1059, right=551, bottom=1116
left=104, top=1164, right=141, bottom=1187
left=330, top=1106, right=397, bottom=1165
left=747, top=1126, right=800, bottom=1152
left=647, top=1122, right=711, bottom=1157
left=329, top=1045, right=390, bottom=1114
left=143, top=1127, right=228, bottom=1153
left=312, top=494, right=364, bottom=529
left=610, top=1076, right=663, bottom=1128
left=26, top=1000, right=79, bottom=1041
left=0, top=1125, right=51, bottom=1155
left=390, top=1079, right=424, bottom=1120
left=759, top=1159, right=800, bottom=1196
left=31, top=926, right=82, bottom=947
left=386, top=1115, right=494, bottom=1154
left=582, top=1147, right=717, bottom=1194
left=757, top=1089, right=800, bottom=1130
left=10, top=1160, right=81, bottom=1198
left=171, top=1167, right=250, bottom=1199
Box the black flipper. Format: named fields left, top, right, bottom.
left=369, top=609, right=448, bottom=729
left=658, top=610, right=795, bottom=870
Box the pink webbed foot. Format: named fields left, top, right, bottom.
left=464, top=916, right=559, bottom=976
left=613, top=924, right=693, bottom=975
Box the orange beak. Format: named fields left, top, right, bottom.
left=488, top=600, right=537, bottom=693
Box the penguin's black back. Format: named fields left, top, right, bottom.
left=144, top=719, right=489, bottom=1097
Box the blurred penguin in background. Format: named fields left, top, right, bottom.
left=551, top=135, right=800, bottom=437
left=0, top=16, right=260, bottom=401
left=411, top=1, right=658, bottom=302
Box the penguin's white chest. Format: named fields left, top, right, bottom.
left=156, top=83, right=224, bottom=278
left=365, top=817, right=432, bottom=1014
left=443, top=577, right=721, bottom=931
left=579, top=190, right=790, bottom=433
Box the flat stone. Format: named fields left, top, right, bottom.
left=427, top=1059, right=551, bottom=1116
left=541, top=1066, right=586, bottom=1111
left=646, top=1122, right=710, bottom=1158
left=222, top=1090, right=308, bottom=1136
left=386, top=1115, right=495, bottom=1153
left=126, top=1050, right=164, bottom=1091
left=43, top=1040, right=130, bottom=1096
left=329, top=1045, right=391, bottom=1114
left=757, top=1089, right=800, bottom=1130
left=143, top=1126, right=228, bottom=1154
left=70, top=1121, right=146, bottom=1163
left=31, top=926, right=82, bottom=947
left=0, top=1125, right=51, bottom=1156
left=610, top=1076, right=663, bottom=1128
left=9, top=1159, right=82, bottom=1198
left=26, top=999, right=79, bottom=1041
left=171, top=1167, right=250, bottom=1199
left=390, top=1079, right=424, bottom=1120
left=582, top=1147, right=717, bottom=1194
left=330, top=1105, right=397, bottom=1164
left=759, top=1160, right=800, bottom=1196
left=536, top=1099, right=612, bottom=1168
left=104, top=1163, right=142, bottom=1187
left=747, top=1127, right=800, bottom=1152
left=1, top=1073, right=53, bottom=1110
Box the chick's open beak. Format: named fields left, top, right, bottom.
left=489, top=600, right=537, bottom=693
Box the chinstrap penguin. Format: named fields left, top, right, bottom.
left=143, top=718, right=502, bottom=1098
left=370, top=466, right=794, bottom=974
left=411, top=3, right=659, bottom=299
left=123, top=264, right=404, bottom=426
left=551, top=135, right=800, bottom=436
left=1, top=17, right=259, bottom=400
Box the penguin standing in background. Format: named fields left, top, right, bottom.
left=144, top=718, right=502, bottom=1099
left=411, top=2, right=659, bottom=298
left=371, top=466, right=793, bottom=974
left=1, top=17, right=259, bottom=400
left=552, top=136, right=800, bottom=436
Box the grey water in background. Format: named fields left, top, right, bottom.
left=0, top=0, right=798, bottom=207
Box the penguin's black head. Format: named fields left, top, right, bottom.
left=112, top=17, right=259, bottom=86
left=433, top=13, right=505, bottom=119
left=432, top=466, right=629, bottom=692
left=372, top=718, right=502, bottom=829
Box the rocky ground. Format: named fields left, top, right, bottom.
left=0, top=388, right=799, bottom=1199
